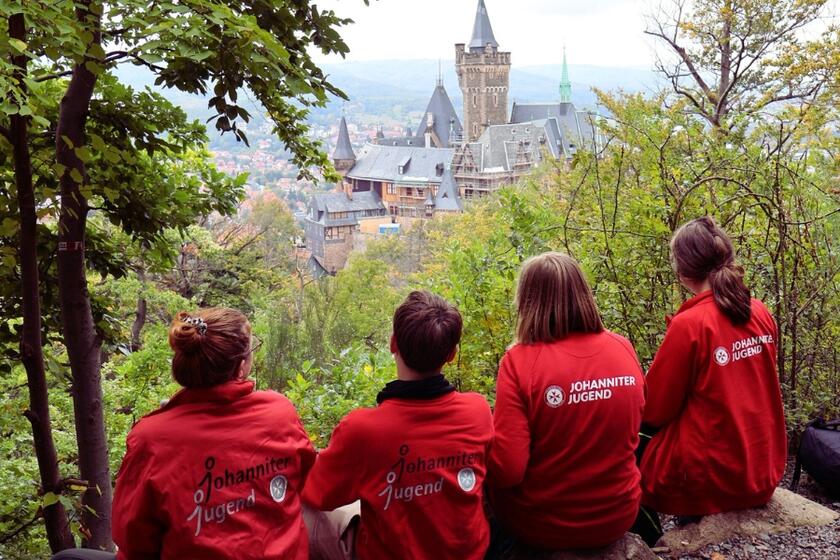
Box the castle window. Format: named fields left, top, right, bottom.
left=493, top=93, right=498, bottom=107
left=473, top=123, right=479, bottom=136
left=472, top=94, right=477, bottom=107
left=387, top=184, right=395, bottom=195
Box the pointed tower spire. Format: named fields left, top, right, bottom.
left=468, top=0, right=499, bottom=53
left=333, top=116, right=355, bottom=160
left=559, top=46, right=572, bottom=104
left=437, top=59, right=443, bottom=87
left=332, top=116, right=355, bottom=177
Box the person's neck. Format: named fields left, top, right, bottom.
left=394, top=355, right=440, bottom=381
left=683, top=277, right=712, bottom=295
left=396, top=367, right=440, bottom=381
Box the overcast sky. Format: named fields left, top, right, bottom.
left=312, top=0, right=838, bottom=68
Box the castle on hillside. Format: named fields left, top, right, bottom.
left=305, top=0, right=599, bottom=275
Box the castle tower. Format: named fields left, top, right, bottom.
left=455, top=0, right=510, bottom=142
left=559, top=47, right=572, bottom=104
left=332, top=116, right=355, bottom=177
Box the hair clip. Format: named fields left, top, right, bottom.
left=185, top=316, right=208, bottom=335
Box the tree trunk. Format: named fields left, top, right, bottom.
left=8, top=12, right=76, bottom=553
left=130, top=279, right=147, bottom=353
left=54, top=0, right=113, bottom=550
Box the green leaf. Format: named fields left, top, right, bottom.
left=74, top=146, right=92, bottom=163
left=69, top=168, right=84, bottom=184
left=89, top=133, right=106, bottom=153
left=0, top=218, right=17, bottom=236
left=42, top=492, right=60, bottom=507
left=85, top=60, right=104, bottom=75
left=8, top=38, right=27, bottom=53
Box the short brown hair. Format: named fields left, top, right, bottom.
left=393, top=291, right=463, bottom=374
left=169, top=308, right=251, bottom=388
left=671, top=216, right=751, bottom=324
left=515, top=252, right=604, bottom=344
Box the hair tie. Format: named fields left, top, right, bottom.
left=185, top=316, right=208, bottom=335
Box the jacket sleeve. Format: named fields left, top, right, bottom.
left=643, top=316, right=697, bottom=428
left=301, top=415, right=364, bottom=510
left=112, top=432, right=165, bottom=560
left=488, top=352, right=530, bottom=488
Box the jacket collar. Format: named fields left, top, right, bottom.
left=161, top=379, right=255, bottom=410
left=666, top=290, right=714, bottom=326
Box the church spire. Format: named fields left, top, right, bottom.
left=559, top=46, right=572, bottom=104
left=332, top=116, right=355, bottom=162
left=468, top=0, right=499, bottom=53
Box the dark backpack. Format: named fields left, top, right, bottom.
left=791, top=419, right=840, bottom=498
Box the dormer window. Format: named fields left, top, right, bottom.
left=397, top=155, right=411, bottom=175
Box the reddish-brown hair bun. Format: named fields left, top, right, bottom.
left=169, top=308, right=251, bottom=388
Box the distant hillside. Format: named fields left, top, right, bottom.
left=113, top=60, right=659, bottom=151
left=321, top=59, right=659, bottom=110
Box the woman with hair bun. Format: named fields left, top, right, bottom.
left=640, top=217, right=787, bottom=520
left=110, top=308, right=315, bottom=559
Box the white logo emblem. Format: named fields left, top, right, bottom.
left=714, top=346, right=730, bottom=366
left=544, top=385, right=565, bottom=408
left=457, top=468, right=476, bottom=492
left=269, top=475, right=287, bottom=503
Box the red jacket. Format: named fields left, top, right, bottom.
left=112, top=380, right=315, bottom=560
left=640, top=291, right=787, bottom=515
left=302, top=391, right=493, bottom=560
left=487, top=331, right=645, bottom=549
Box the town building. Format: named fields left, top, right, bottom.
left=305, top=0, right=599, bottom=273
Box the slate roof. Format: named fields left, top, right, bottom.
left=469, top=0, right=499, bottom=52
left=309, top=190, right=384, bottom=222
left=434, top=168, right=464, bottom=211
left=377, top=135, right=428, bottom=147
left=415, top=84, right=462, bottom=147
left=509, top=102, right=595, bottom=151
left=348, top=143, right=455, bottom=184
left=333, top=116, right=355, bottom=161
left=466, top=119, right=565, bottom=172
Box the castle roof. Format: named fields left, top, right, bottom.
left=434, top=167, right=464, bottom=211
left=510, top=102, right=594, bottom=153
left=332, top=116, right=355, bottom=161
left=416, top=83, right=462, bottom=147
left=459, top=118, right=568, bottom=173
left=309, top=190, right=384, bottom=221
left=468, top=0, right=499, bottom=53
left=347, top=143, right=455, bottom=184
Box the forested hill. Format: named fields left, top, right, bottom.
left=113, top=61, right=658, bottom=134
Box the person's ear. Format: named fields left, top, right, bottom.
left=445, top=345, right=458, bottom=364
left=238, top=354, right=253, bottom=379
left=390, top=333, right=398, bottom=355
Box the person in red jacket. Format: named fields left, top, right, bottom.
left=640, top=216, right=787, bottom=519
left=109, top=308, right=315, bottom=559
left=302, top=291, right=493, bottom=560
left=486, top=252, right=647, bottom=554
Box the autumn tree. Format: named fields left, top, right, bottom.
left=646, top=0, right=837, bottom=128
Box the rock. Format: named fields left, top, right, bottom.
left=658, top=488, right=839, bottom=555
left=519, top=533, right=656, bottom=560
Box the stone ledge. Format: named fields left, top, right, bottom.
left=658, top=488, right=839, bottom=555
left=511, top=533, right=656, bottom=560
